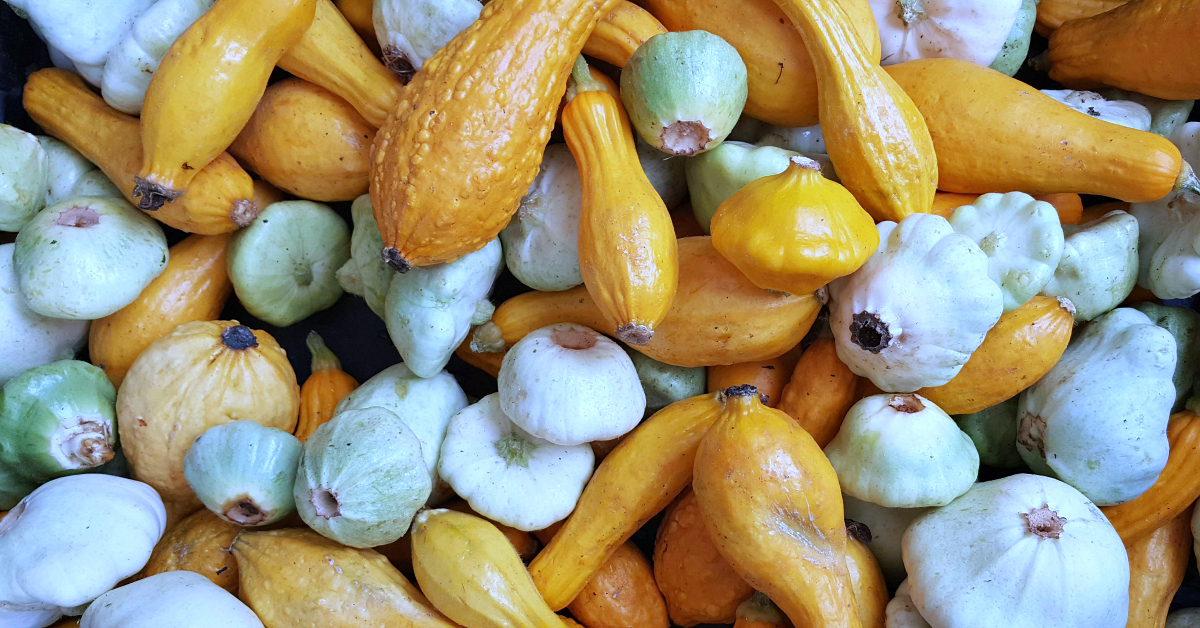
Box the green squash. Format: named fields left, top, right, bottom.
left=684, top=141, right=799, bottom=232
left=183, top=421, right=301, bottom=526
left=626, top=350, right=706, bottom=413
left=0, top=460, right=38, bottom=509
left=1039, top=210, right=1139, bottom=323
left=1132, top=302, right=1200, bottom=409
left=38, top=136, right=95, bottom=207
left=988, top=0, right=1036, bottom=76
left=335, top=194, right=392, bottom=317
left=0, top=124, right=48, bottom=232
left=954, top=397, right=1025, bottom=469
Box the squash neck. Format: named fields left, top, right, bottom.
left=307, top=331, right=343, bottom=373
left=562, top=92, right=639, bottom=190
left=772, top=0, right=873, bottom=81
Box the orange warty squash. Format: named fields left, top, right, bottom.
left=143, top=508, right=241, bottom=592
left=777, top=337, right=860, bottom=448
left=295, top=331, right=358, bottom=443
left=582, top=1, right=666, bottom=67
left=733, top=593, right=788, bottom=628
left=845, top=530, right=887, bottom=628
left=136, top=0, right=317, bottom=209
left=1035, top=0, right=1128, bottom=35
left=707, top=348, right=802, bottom=409
left=931, top=192, right=1084, bottom=225
left=370, top=0, right=616, bottom=271
left=89, top=233, right=233, bottom=387
left=567, top=542, right=670, bottom=628
left=1124, top=509, right=1192, bottom=628
left=1102, top=411, right=1200, bottom=544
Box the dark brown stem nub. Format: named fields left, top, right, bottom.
left=131, top=177, right=182, bottom=211
left=231, top=198, right=259, bottom=227
left=223, top=498, right=267, bottom=526
left=382, top=247, right=410, bottom=273
left=887, top=394, right=926, bottom=414
left=382, top=45, right=417, bottom=84
left=1022, top=505, right=1067, bottom=539
left=615, top=323, right=654, bottom=346
left=845, top=519, right=872, bottom=544
left=849, top=311, right=892, bottom=354
left=722, top=384, right=769, bottom=405
left=221, top=325, right=259, bottom=350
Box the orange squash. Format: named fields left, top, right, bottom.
left=582, top=1, right=666, bottom=67
left=229, top=77, right=375, bottom=202
left=1102, top=411, right=1200, bottom=544
left=931, top=192, right=1084, bottom=225
left=370, top=0, right=617, bottom=271
left=845, top=532, right=887, bottom=628
left=638, top=0, right=880, bottom=127
left=335, top=0, right=381, bottom=53
left=653, top=489, right=753, bottom=626
left=530, top=393, right=726, bottom=611
left=143, top=508, right=241, bottom=592
left=671, top=203, right=705, bottom=238
left=1035, top=0, right=1128, bottom=35
left=251, top=179, right=285, bottom=209
left=89, top=233, right=233, bottom=387
left=136, top=0, right=317, bottom=209
left=567, top=542, right=670, bottom=628
left=707, top=348, right=802, bottom=409
left=295, top=331, right=359, bottom=442
left=777, top=337, right=860, bottom=448
left=733, top=593, right=788, bottom=628
left=1125, top=509, right=1192, bottom=628
left=884, top=58, right=1191, bottom=202
left=22, top=68, right=256, bottom=234
left=1081, top=200, right=1131, bottom=225
left=917, top=296, right=1075, bottom=415
left=455, top=331, right=505, bottom=378
left=693, top=386, right=860, bottom=628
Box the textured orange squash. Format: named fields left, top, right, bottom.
left=89, top=233, right=233, bottom=387
left=22, top=69, right=256, bottom=234
left=295, top=331, right=358, bottom=442
left=582, top=1, right=666, bottom=67
left=136, top=0, right=316, bottom=209
left=1102, top=412, right=1200, bottom=544
left=530, top=393, right=726, bottom=611
left=1125, top=509, right=1192, bottom=628
left=639, top=0, right=880, bottom=127
left=777, top=337, right=860, bottom=448
left=229, top=78, right=375, bottom=202
left=335, top=0, right=381, bottom=53
left=653, top=490, right=753, bottom=626
left=143, top=508, right=241, bottom=592
left=845, top=533, right=887, bottom=628
left=370, top=0, right=616, bottom=271
left=931, top=192, right=1084, bottom=225
left=917, top=296, right=1075, bottom=415
left=733, top=593, right=788, bottom=628
left=707, top=348, right=801, bottom=409
left=567, top=542, right=669, bottom=628
left=1035, top=0, right=1128, bottom=35
left=885, top=59, right=1189, bottom=202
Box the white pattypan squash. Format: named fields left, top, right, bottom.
left=437, top=394, right=595, bottom=531
left=1168, top=609, right=1200, bottom=628
left=1173, top=121, right=1200, bottom=172
left=373, top=0, right=481, bottom=76
left=65, top=170, right=122, bottom=199
left=843, top=495, right=930, bottom=588
left=1017, top=308, right=1175, bottom=506
left=0, top=475, right=166, bottom=628
left=0, top=244, right=88, bottom=385
left=903, top=474, right=1129, bottom=628
left=0, top=124, right=48, bottom=232
left=1130, top=193, right=1200, bottom=300
left=1041, top=90, right=1153, bottom=131
left=80, top=571, right=263, bottom=628
left=37, top=136, right=94, bottom=207
left=100, top=0, right=215, bottom=115
left=385, top=238, right=502, bottom=378
left=336, top=194, right=392, bottom=317
left=948, top=192, right=1065, bottom=312
left=499, top=144, right=584, bottom=292
left=6, top=0, right=156, bottom=85
left=498, top=323, right=646, bottom=446
left=1104, top=89, right=1194, bottom=138
left=870, top=0, right=1023, bottom=69
left=1039, top=210, right=1139, bottom=322
left=829, top=213, right=1004, bottom=392
left=886, top=581, right=932, bottom=628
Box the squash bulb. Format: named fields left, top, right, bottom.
left=183, top=421, right=301, bottom=526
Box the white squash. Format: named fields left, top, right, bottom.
left=101, top=0, right=216, bottom=115
left=1039, top=210, right=1139, bottom=322
left=1017, top=308, right=1175, bottom=506
left=829, top=213, right=1004, bottom=392
left=1130, top=192, right=1200, bottom=300
left=499, top=144, right=584, bottom=292
left=1172, top=121, right=1200, bottom=172
left=437, top=393, right=594, bottom=531
left=885, top=581, right=932, bottom=628
left=372, top=0, right=482, bottom=77
left=0, top=475, right=166, bottom=628
left=0, top=244, right=88, bottom=385
left=6, top=0, right=156, bottom=86
left=36, top=136, right=94, bottom=207
left=870, top=0, right=1023, bottom=68
left=0, top=124, right=48, bottom=232
left=80, top=571, right=263, bottom=628
left=903, top=474, right=1129, bottom=628
left=1041, top=90, right=1153, bottom=131
left=843, top=495, right=930, bottom=588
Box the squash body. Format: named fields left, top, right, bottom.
left=931, top=191, right=1084, bottom=225
left=842, top=496, right=929, bottom=588
left=1130, top=192, right=1200, bottom=301
left=885, top=581, right=931, bottom=628
left=0, top=124, right=48, bottom=232
left=583, top=0, right=665, bottom=67
left=500, top=144, right=585, bottom=292
left=1125, top=510, right=1192, bottom=628
left=37, top=136, right=94, bottom=207
left=373, top=0, right=483, bottom=79
left=1130, top=303, right=1200, bottom=409
left=79, top=571, right=262, bottom=628
left=778, top=336, right=859, bottom=447
left=685, top=141, right=799, bottom=233
left=336, top=0, right=379, bottom=48
left=183, top=421, right=301, bottom=526
left=870, top=0, right=1023, bottom=70
left=1101, top=412, right=1200, bottom=543
left=1040, top=210, right=1139, bottom=322
left=845, top=535, right=888, bottom=628
left=1042, top=89, right=1152, bottom=131
left=89, top=233, right=232, bottom=386
left=336, top=194, right=393, bottom=316
left=568, top=541, right=669, bottom=628
left=370, top=0, right=614, bottom=270
left=706, top=350, right=799, bottom=409
left=296, top=332, right=358, bottom=443
left=954, top=398, right=1025, bottom=469
left=0, top=244, right=88, bottom=386
left=633, top=351, right=707, bottom=411
left=6, top=0, right=155, bottom=85
left=143, top=508, right=241, bottom=591
left=1035, top=0, right=1127, bottom=33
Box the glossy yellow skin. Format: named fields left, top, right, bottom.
left=711, top=159, right=878, bottom=295
left=137, top=0, right=316, bottom=207
left=1103, top=412, right=1200, bottom=543
left=234, top=528, right=459, bottom=628
left=917, top=296, right=1075, bottom=414
left=694, top=391, right=861, bottom=628
left=530, top=393, right=725, bottom=611
left=280, top=0, right=402, bottom=127
left=1124, top=510, right=1192, bottom=628
left=144, top=509, right=241, bottom=592
left=413, top=509, right=564, bottom=628
left=371, top=0, right=617, bottom=270
left=564, top=88, right=678, bottom=345
left=1035, top=0, right=1128, bottom=34
left=22, top=69, right=255, bottom=233
left=777, top=337, right=859, bottom=448
left=845, top=537, right=887, bottom=628
left=582, top=1, right=666, bottom=67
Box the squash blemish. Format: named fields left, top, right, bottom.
left=1016, top=412, right=1047, bottom=459
left=849, top=311, right=892, bottom=354
left=1021, top=505, right=1066, bottom=539
left=887, top=394, right=925, bottom=414
left=230, top=199, right=258, bottom=228
left=220, top=325, right=259, bottom=350
left=54, top=207, right=99, bottom=227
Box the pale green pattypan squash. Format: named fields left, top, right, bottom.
left=385, top=238, right=502, bottom=378
left=437, top=393, right=594, bottom=531
left=1017, top=308, right=1175, bottom=506
left=990, top=0, right=1037, bottom=76
left=0, top=244, right=88, bottom=385
left=0, top=475, right=165, bottom=628
left=842, top=495, right=930, bottom=588
left=948, top=192, right=1065, bottom=312
left=869, top=0, right=1027, bottom=74
left=1039, top=210, right=1139, bottom=322
left=829, top=213, right=1003, bottom=392
left=36, top=136, right=93, bottom=207
left=183, top=421, right=301, bottom=526
left=886, top=581, right=932, bottom=628
left=500, top=144, right=584, bottom=291
left=1041, top=90, right=1153, bottom=131
left=336, top=194, right=393, bottom=316
left=1131, top=193, right=1200, bottom=300
left=294, top=405, right=431, bottom=548
left=80, top=571, right=263, bottom=628
left=756, top=123, right=826, bottom=154
left=14, top=196, right=167, bottom=320
left=636, top=136, right=688, bottom=209
left=685, top=140, right=799, bottom=232
left=6, top=0, right=155, bottom=86
left=1104, top=89, right=1194, bottom=138
left=627, top=350, right=706, bottom=412
left=65, top=170, right=122, bottom=199
left=1168, top=609, right=1200, bottom=628
left=903, top=474, right=1128, bottom=628
left=954, top=397, right=1025, bottom=468
left=1132, top=302, right=1200, bottom=409
left=825, top=393, right=978, bottom=508
left=373, top=0, right=481, bottom=76
left=100, top=0, right=215, bottom=114
left=0, top=124, right=48, bottom=232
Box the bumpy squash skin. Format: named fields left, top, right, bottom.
left=1035, top=0, right=1128, bottom=34
left=143, top=508, right=241, bottom=592
left=89, top=233, right=233, bottom=387
left=845, top=535, right=888, bottom=628
left=884, top=59, right=1186, bottom=202
left=707, top=349, right=801, bottom=409
left=777, top=337, right=860, bottom=448
left=1102, top=412, right=1200, bottom=544
left=229, top=78, right=375, bottom=202
left=1048, top=0, right=1200, bottom=100
left=280, top=0, right=403, bottom=128
left=639, top=0, right=880, bottom=127
left=917, top=296, right=1075, bottom=415
left=564, top=88, right=678, bottom=345
left=296, top=333, right=359, bottom=443
left=567, top=542, right=669, bottom=628
left=530, top=393, right=725, bottom=611
left=1125, top=509, right=1192, bottom=628
left=582, top=1, right=666, bottom=67
left=370, top=0, right=617, bottom=271
left=22, top=69, right=256, bottom=234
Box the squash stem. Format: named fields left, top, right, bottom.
left=307, top=331, right=343, bottom=373
left=566, top=55, right=607, bottom=102
left=896, top=0, right=926, bottom=26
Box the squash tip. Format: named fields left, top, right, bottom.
left=382, top=247, right=410, bottom=273
left=845, top=518, right=872, bottom=544
left=231, top=198, right=259, bottom=227
left=614, top=323, right=654, bottom=346
left=131, top=176, right=182, bottom=211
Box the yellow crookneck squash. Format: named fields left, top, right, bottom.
left=582, top=0, right=666, bottom=67
left=295, top=331, right=359, bottom=442
left=777, top=335, right=860, bottom=448
left=1102, top=411, right=1200, bottom=544
left=706, top=347, right=802, bottom=409
left=1124, top=509, right=1192, bottom=628
left=884, top=58, right=1195, bottom=202
left=135, top=0, right=317, bottom=210
left=768, top=0, right=936, bottom=222
left=710, top=156, right=878, bottom=295
left=89, top=233, right=233, bottom=387
left=370, top=0, right=617, bottom=272
left=143, top=508, right=242, bottom=592
left=1034, top=0, right=1128, bottom=35
left=22, top=68, right=256, bottom=234
left=844, top=530, right=887, bottom=628
left=693, top=386, right=861, bottom=628
left=562, top=57, right=679, bottom=345
left=1047, top=0, right=1200, bottom=100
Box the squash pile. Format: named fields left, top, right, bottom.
left=6, top=0, right=1200, bottom=627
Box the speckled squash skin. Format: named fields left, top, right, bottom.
left=143, top=508, right=241, bottom=592
left=370, top=0, right=617, bottom=270
left=567, top=542, right=669, bottom=628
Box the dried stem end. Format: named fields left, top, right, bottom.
left=54, top=207, right=99, bottom=227
left=221, top=325, right=259, bottom=351
left=888, top=394, right=925, bottom=414
left=382, top=45, right=417, bottom=84
left=311, top=488, right=341, bottom=519
left=1022, top=505, right=1067, bottom=539
left=231, top=198, right=259, bottom=227
left=552, top=326, right=598, bottom=350
left=382, top=247, right=410, bottom=273
left=132, top=177, right=182, bottom=211
left=845, top=518, right=873, bottom=544
left=615, top=323, right=653, bottom=346
left=850, top=311, right=893, bottom=354
left=223, top=497, right=268, bottom=526
left=660, top=120, right=712, bottom=156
